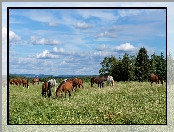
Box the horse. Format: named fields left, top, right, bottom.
left=41, top=81, right=51, bottom=98
left=149, top=74, right=164, bottom=86
left=107, top=76, right=114, bottom=86
left=91, top=76, right=108, bottom=88
left=72, top=78, right=84, bottom=90
left=32, top=78, right=40, bottom=85
left=22, top=79, right=29, bottom=88
left=56, top=80, right=74, bottom=98
left=48, top=79, right=57, bottom=92
left=17, top=79, right=22, bottom=86
left=10, top=78, right=14, bottom=85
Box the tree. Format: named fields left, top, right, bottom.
left=150, top=52, right=166, bottom=81
left=99, top=56, right=116, bottom=76
left=121, top=53, right=131, bottom=81
left=135, top=47, right=150, bottom=82
left=129, top=55, right=137, bottom=81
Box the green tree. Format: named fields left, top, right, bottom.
left=135, top=47, right=150, bottom=82
left=150, top=52, right=166, bottom=81
left=110, top=58, right=123, bottom=81
left=121, top=53, right=131, bottom=81
left=99, top=56, right=116, bottom=76
left=129, top=55, right=137, bottom=81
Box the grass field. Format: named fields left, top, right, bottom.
left=9, top=81, right=166, bottom=124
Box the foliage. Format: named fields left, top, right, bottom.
left=134, top=47, right=150, bottom=82
left=99, top=47, right=166, bottom=82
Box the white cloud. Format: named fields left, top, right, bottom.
left=30, top=36, right=62, bottom=45
left=95, top=31, right=118, bottom=38
left=78, top=10, right=119, bottom=21
left=9, top=30, right=21, bottom=44
left=48, top=22, right=58, bottom=26
left=36, top=50, right=59, bottom=59
left=114, top=43, right=139, bottom=53
left=52, top=47, right=65, bottom=53
left=95, top=44, right=109, bottom=51
left=75, top=22, right=92, bottom=29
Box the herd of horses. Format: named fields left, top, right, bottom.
left=9, top=73, right=166, bottom=99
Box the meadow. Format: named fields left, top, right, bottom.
left=9, top=80, right=166, bottom=124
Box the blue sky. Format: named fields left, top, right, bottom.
left=2, top=3, right=170, bottom=76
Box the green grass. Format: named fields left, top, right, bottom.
left=9, top=81, right=166, bottom=124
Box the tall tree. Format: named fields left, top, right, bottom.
left=121, top=53, right=131, bottom=81
left=99, top=56, right=116, bottom=76
left=129, top=55, right=137, bottom=81
left=135, top=47, right=150, bottom=82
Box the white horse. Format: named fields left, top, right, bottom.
left=107, top=76, right=114, bottom=86
left=48, top=79, right=57, bottom=92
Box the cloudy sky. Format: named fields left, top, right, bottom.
left=2, top=3, right=169, bottom=76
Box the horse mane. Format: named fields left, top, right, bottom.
left=56, top=81, right=65, bottom=91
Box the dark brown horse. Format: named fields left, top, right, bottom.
left=91, top=76, right=108, bottom=88
left=41, top=81, right=51, bottom=98
left=22, top=79, right=29, bottom=88
left=17, top=79, right=22, bottom=86
left=13, top=78, right=20, bottom=86
left=149, top=74, right=164, bottom=86
left=72, top=78, right=84, bottom=90
left=56, top=80, right=74, bottom=98
left=10, top=78, right=14, bottom=85
left=32, top=78, right=40, bottom=85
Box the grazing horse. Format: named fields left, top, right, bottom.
left=10, top=78, right=14, bottom=85
left=13, top=78, right=19, bottom=86
left=41, top=81, right=51, bottom=98
left=32, top=78, right=40, bottom=85
left=17, top=79, right=22, bottom=86
left=72, top=78, right=84, bottom=90
left=22, top=79, right=29, bottom=88
left=149, top=74, right=164, bottom=86
left=48, top=79, right=57, bottom=92
left=91, top=76, right=108, bottom=88
left=107, top=76, right=114, bottom=86
left=56, top=80, right=74, bottom=98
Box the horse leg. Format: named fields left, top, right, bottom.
left=91, top=81, right=93, bottom=87
left=68, top=90, right=71, bottom=97
left=151, top=81, right=153, bottom=86
left=81, top=84, right=84, bottom=89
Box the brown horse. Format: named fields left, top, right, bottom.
left=17, top=79, right=22, bottom=86
left=56, top=80, right=74, bottom=98
left=10, top=78, right=14, bottom=85
left=72, top=78, right=84, bottom=90
left=149, top=74, right=164, bottom=86
left=32, top=78, right=40, bottom=85
left=22, top=79, right=29, bottom=88
left=91, top=76, right=108, bottom=88
left=41, top=81, right=51, bottom=98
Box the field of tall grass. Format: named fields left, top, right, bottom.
left=9, top=81, right=166, bottom=124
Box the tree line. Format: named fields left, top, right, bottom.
left=99, top=47, right=166, bottom=82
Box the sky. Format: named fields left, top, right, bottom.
left=2, top=2, right=171, bottom=76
